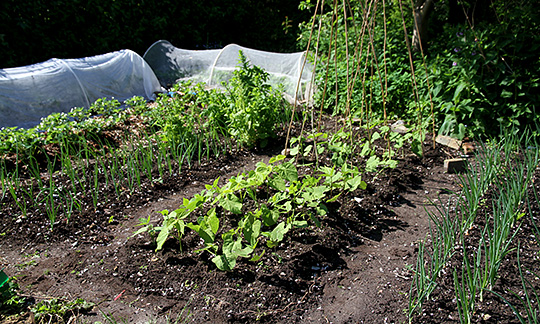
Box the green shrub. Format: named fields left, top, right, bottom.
left=428, top=19, right=540, bottom=138
left=298, top=0, right=540, bottom=138
left=224, top=51, right=288, bottom=148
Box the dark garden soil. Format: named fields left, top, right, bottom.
left=2, top=114, right=535, bottom=323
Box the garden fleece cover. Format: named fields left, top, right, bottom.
left=143, top=40, right=314, bottom=104
left=0, top=49, right=162, bottom=129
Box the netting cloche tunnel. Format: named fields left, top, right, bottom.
left=0, top=49, right=162, bottom=129
left=143, top=40, right=314, bottom=104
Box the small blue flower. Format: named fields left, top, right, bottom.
left=454, top=47, right=461, bottom=52
left=457, top=31, right=464, bottom=37
left=471, top=52, right=476, bottom=56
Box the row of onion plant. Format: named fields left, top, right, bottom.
left=0, top=118, right=225, bottom=229
left=409, top=131, right=540, bottom=323
left=1, top=59, right=292, bottom=229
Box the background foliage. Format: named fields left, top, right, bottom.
left=298, top=0, right=540, bottom=138
left=2, top=0, right=540, bottom=138
left=0, top=0, right=308, bottom=68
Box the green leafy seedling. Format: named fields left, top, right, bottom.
left=264, top=222, right=292, bottom=248
left=187, top=207, right=220, bottom=246
left=212, top=230, right=254, bottom=271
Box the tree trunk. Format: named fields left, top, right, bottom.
left=412, top=0, right=435, bottom=52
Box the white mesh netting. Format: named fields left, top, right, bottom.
left=143, top=40, right=314, bottom=104
left=0, top=49, right=162, bottom=129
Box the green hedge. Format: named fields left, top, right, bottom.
left=0, top=0, right=308, bottom=68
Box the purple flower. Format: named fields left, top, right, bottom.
left=454, top=47, right=461, bottom=53
left=452, top=62, right=458, bottom=66
left=471, top=52, right=476, bottom=56
left=457, top=32, right=464, bottom=37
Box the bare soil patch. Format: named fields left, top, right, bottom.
left=1, top=118, right=464, bottom=323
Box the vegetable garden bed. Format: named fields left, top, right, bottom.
left=1, top=67, right=539, bottom=323
left=1, top=109, right=460, bottom=323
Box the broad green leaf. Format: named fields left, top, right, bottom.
left=282, top=201, right=292, bottom=212
left=453, top=82, right=467, bottom=102
left=132, top=225, right=150, bottom=237
left=268, top=222, right=291, bottom=245
left=243, top=216, right=261, bottom=247
left=186, top=223, right=200, bottom=232
left=182, top=198, right=190, bottom=207
left=266, top=240, right=279, bottom=248
left=302, top=175, right=320, bottom=187
left=269, top=155, right=286, bottom=164
left=411, top=139, right=423, bottom=157
left=234, top=244, right=254, bottom=258
left=261, top=205, right=279, bottom=226
left=371, top=132, right=381, bottom=143
left=184, top=194, right=205, bottom=212
left=439, top=114, right=456, bottom=136
left=360, top=142, right=371, bottom=156
left=303, top=144, right=313, bottom=156
left=255, top=163, right=272, bottom=183
left=323, top=171, right=342, bottom=186
left=501, top=89, right=513, bottom=98
left=432, top=83, right=442, bottom=97
left=276, top=162, right=298, bottom=182
left=302, top=186, right=329, bottom=204
left=230, top=234, right=243, bottom=253
left=365, top=155, right=380, bottom=172
left=249, top=250, right=265, bottom=262
left=382, top=159, right=398, bottom=169
left=188, top=209, right=218, bottom=244
left=287, top=181, right=299, bottom=196
left=293, top=220, right=308, bottom=228
left=346, top=175, right=366, bottom=191
left=207, top=209, right=219, bottom=234
left=132, top=215, right=152, bottom=237
left=313, top=185, right=329, bottom=199
left=308, top=132, right=327, bottom=140
left=155, top=219, right=173, bottom=251
left=317, top=204, right=328, bottom=216
left=221, top=230, right=235, bottom=252
left=246, top=187, right=257, bottom=201
left=161, top=209, right=173, bottom=217
left=310, top=213, right=322, bottom=227
left=212, top=254, right=236, bottom=271
left=318, top=166, right=334, bottom=177
left=219, top=193, right=243, bottom=214
left=173, top=219, right=185, bottom=237
left=326, top=192, right=342, bottom=202
left=268, top=175, right=287, bottom=191
left=270, top=192, right=287, bottom=204
left=456, top=123, right=466, bottom=140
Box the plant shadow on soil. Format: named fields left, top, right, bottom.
left=0, top=119, right=463, bottom=323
